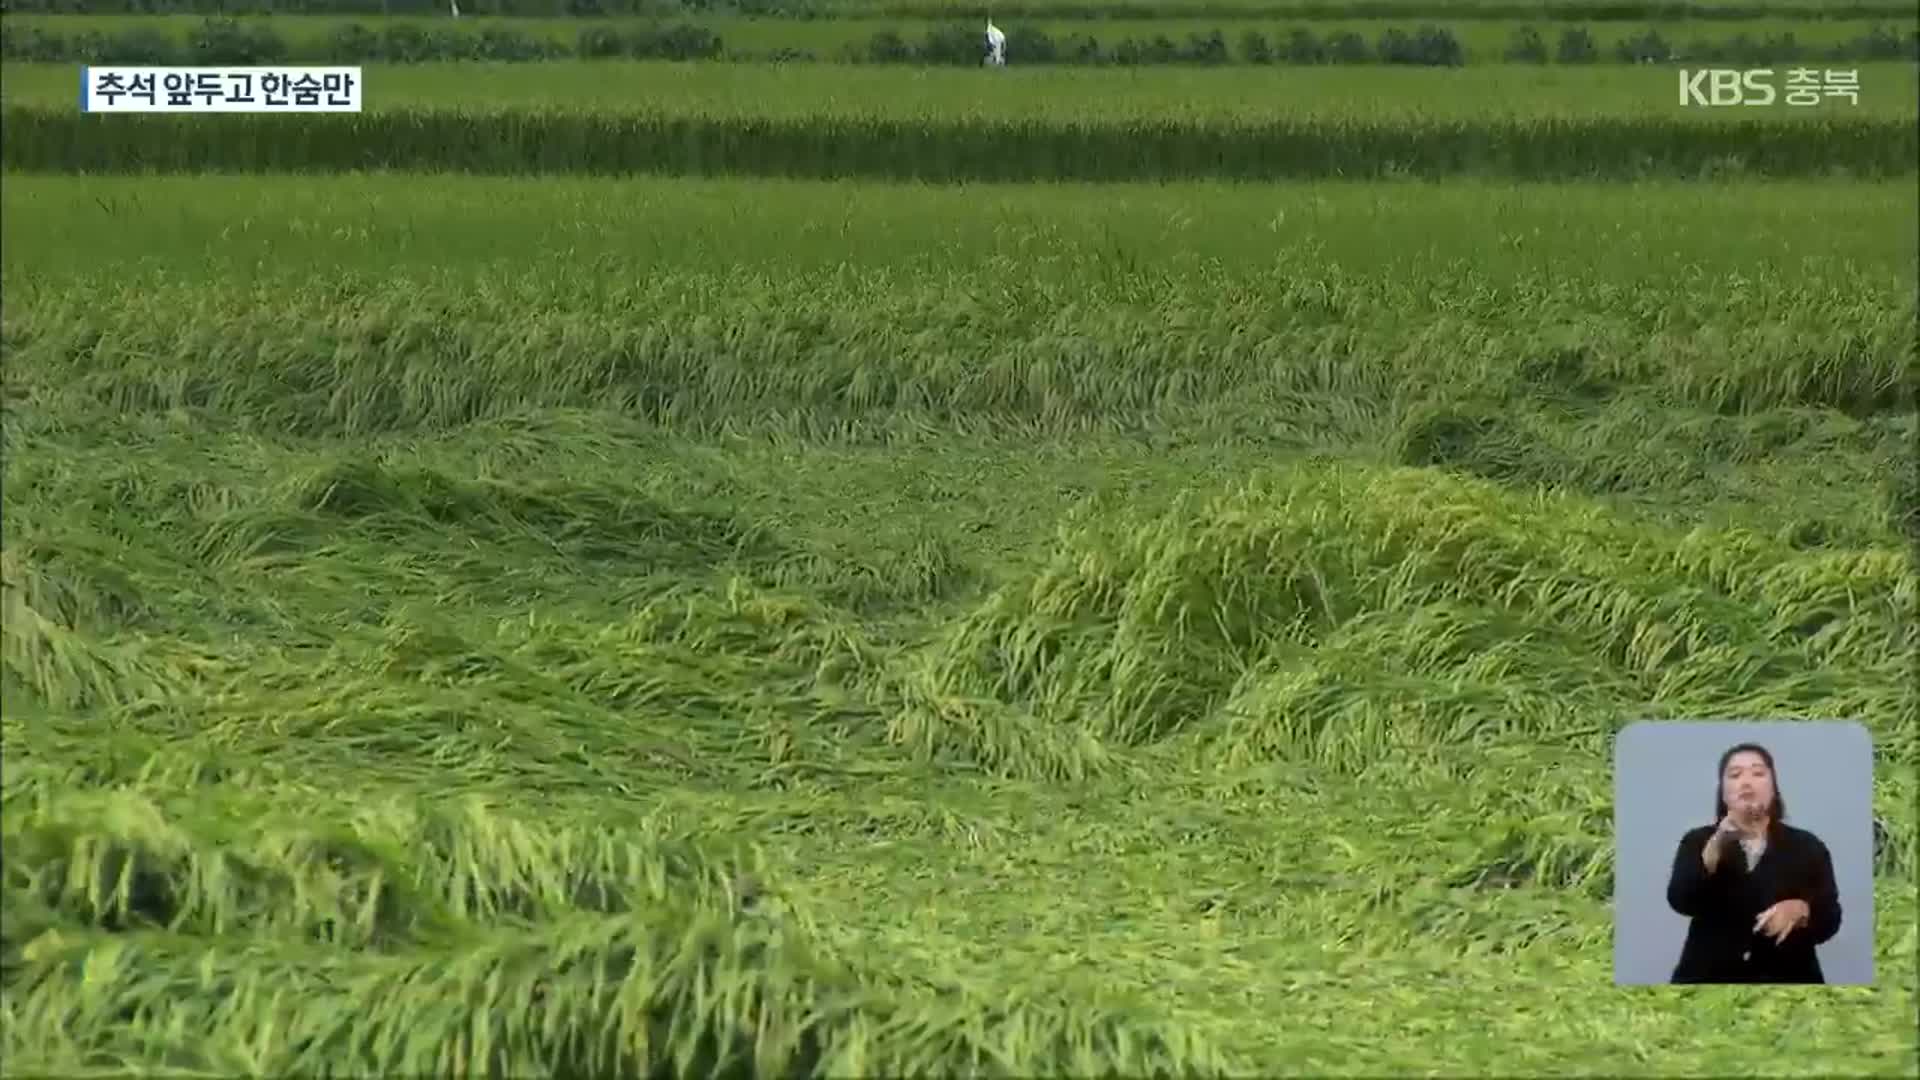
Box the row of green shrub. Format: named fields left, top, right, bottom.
left=6, top=0, right=1917, bottom=21
left=889, top=23, right=1916, bottom=65
left=7, top=17, right=1912, bottom=64
left=10, top=107, right=1913, bottom=180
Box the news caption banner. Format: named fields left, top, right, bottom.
left=80, top=67, right=362, bottom=113
left=1678, top=68, right=1862, bottom=108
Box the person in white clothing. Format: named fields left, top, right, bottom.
left=984, top=21, right=1006, bottom=66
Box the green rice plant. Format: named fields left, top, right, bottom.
left=5, top=14, right=1912, bottom=65
left=6, top=103, right=1915, bottom=178
left=6, top=423, right=1914, bottom=1070
left=2, top=780, right=1231, bottom=1076
left=5, top=177, right=1910, bottom=466
left=891, top=464, right=1912, bottom=773
left=9, top=60, right=1914, bottom=180
left=3, top=165, right=1915, bottom=1072
left=8, top=175, right=1915, bottom=284
left=4, top=266, right=1907, bottom=439
left=9, top=58, right=1919, bottom=116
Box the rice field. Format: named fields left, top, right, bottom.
left=6, top=61, right=1917, bottom=180
left=5, top=12, right=1914, bottom=63
left=10, top=59, right=1919, bottom=116
left=3, top=5, right=1918, bottom=1076
left=11, top=59, right=1919, bottom=116
left=10, top=0, right=1920, bottom=16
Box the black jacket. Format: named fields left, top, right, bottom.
left=1665, top=822, right=1842, bottom=984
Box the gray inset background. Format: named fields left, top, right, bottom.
left=1612, top=720, right=1875, bottom=986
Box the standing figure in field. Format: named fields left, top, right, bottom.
left=1665, top=742, right=1842, bottom=983
left=984, top=21, right=1007, bottom=66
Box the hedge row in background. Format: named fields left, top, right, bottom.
left=7, top=0, right=1919, bottom=20
left=9, top=107, right=1913, bottom=180
left=7, top=17, right=1912, bottom=63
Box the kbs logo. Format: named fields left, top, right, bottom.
left=1679, top=68, right=1861, bottom=107
left=1679, top=69, right=1775, bottom=106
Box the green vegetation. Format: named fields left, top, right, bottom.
left=9, top=178, right=1915, bottom=426
left=6, top=0, right=1918, bottom=1055
left=4, top=12, right=1914, bottom=64
left=7, top=0, right=1920, bottom=19
left=8, top=60, right=1919, bottom=181
left=5, top=173, right=1916, bottom=1074
left=8, top=61, right=1915, bottom=179
left=12, top=174, right=1914, bottom=280
left=15, top=59, right=1917, bottom=116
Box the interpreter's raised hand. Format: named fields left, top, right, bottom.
left=1702, top=814, right=1743, bottom=873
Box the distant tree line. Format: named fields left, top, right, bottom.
left=5, top=0, right=1920, bottom=19
left=5, top=15, right=1914, bottom=65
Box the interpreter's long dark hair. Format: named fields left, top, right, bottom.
left=1713, top=741, right=1787, bottom=826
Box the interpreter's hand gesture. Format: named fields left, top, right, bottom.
left=1754, top=899, right=1811, bottom=945
left=1702, top=814, right=1743, bottom=874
